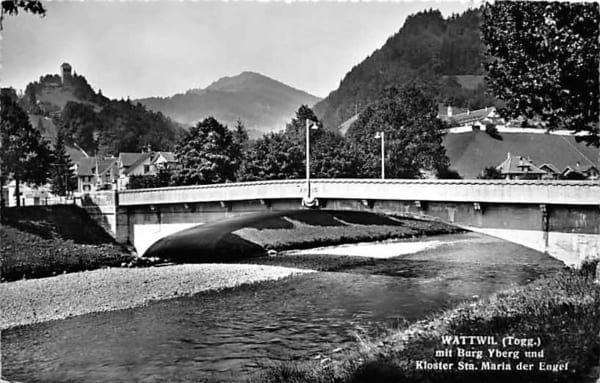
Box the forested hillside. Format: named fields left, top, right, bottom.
left=314, top=8, right=499, bottom=130
left=19, top=66, right=184, bottom=156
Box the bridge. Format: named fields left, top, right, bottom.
left=86, top=179, right=600, bottom=266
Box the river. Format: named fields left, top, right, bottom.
left=1, top=232, right=564, bottom=382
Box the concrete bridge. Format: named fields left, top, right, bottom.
left=86, top=179, right=600, bottom=266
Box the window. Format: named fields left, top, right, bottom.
left=144, top=165, right=150, bottom=174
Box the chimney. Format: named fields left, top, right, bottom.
left=447, top=106, right=453, bottom=117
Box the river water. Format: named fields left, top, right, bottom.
left=2, top=233, right=564, bottom=382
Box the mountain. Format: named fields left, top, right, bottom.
left=314, top=8, right=499, bottom=130
left=19, top=63, right=184, bottom=156
left=136, top=72, right=321, bottom=137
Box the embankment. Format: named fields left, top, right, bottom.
left=1, top=205, right=134, bottom=281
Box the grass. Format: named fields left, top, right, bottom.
left=252, top=260, right=600, bottom=383
left=1, top=205, right=134, bottom=281
left=234, top=213, right=461, bottom=252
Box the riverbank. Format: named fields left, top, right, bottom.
left=254, top=260, right=600, bottom=383
left=1, top=206, right=134, bottom=281
left=0, top=264, right=313, bottom=330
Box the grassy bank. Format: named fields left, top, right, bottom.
left=235, top=215, right=458, bottom=252
left=253, top=261, right=600, bottom=383
left=1, top=205, right=134, bottom=281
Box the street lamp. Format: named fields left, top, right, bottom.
left=375, top=131, right=385, bottom=179
left=305, top=119, right=318, bottom=205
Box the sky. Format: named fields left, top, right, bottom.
left=1, top=1, right=476, bottom=100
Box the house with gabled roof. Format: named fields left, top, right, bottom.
left=581, top=165, right=599, bottom=180
left=561, top=163, right=599, bottom=180
left=151, top=152, right=178, bottom=171
left=439, top=105, right=506, bottom=128
left=496, top=153, right=546, bottom=180
left=539, top=163, right=561, bottom=180
left=75, top=157, right=118, bottom=193
left=116, top=151, right=178, bottom=190
left=117, top=152, right=153, bottom=190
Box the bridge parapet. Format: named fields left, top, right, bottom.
left=118, top=179, right=600, bottom=206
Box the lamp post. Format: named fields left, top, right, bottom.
left=375, top=131, right=385, bottom=179
left=305, top=119, right=318, bottom=205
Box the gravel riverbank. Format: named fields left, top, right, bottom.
left=0, top=264, right=313, bottom=330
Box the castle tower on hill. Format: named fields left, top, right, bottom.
left=61, top=63, right=72, bottom=86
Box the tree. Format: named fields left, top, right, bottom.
left=231, top=119, right=249, bottom=181
left=238, top=132, right=304, bottom=181
left=171, top=117, right=236, bottom=185
left=1, top=0, right=45, bottom=30
left=284, top=105, right=360, bottom=178
left=478, top=166, right=503, bottom=180
left=482, top=2, right=599, bottom=146
left=238, top=105, right=360, bottom=181
left=346, top=85, right=450, bottom=178
left=1, top=88, right=52, bottom=207
left=128, top=170, right=171, bottom=189
left=60, top=101, right=100, bottom=154
left=50, top=133, right=76, bottom=196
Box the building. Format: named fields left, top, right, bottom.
left=75, top=157, right=118, bottom=193
left=581, top=165, right=599, bottom=180
left=495, top=154, right=599, bottom=181
left=538, top=163, right=561, bottom=180
left=496, top=153, right=546, bottom=180
left=116, top=151, right=177, bottom=190
left=439, top=105, right=505, bottom=128
left=61, top=62, right=72, bottom=86
left=1, top=181, right=54, bottom=207
left=151, top=152, right=178, bottom=172
left=561, top=163, right=600, bottom=180
left=117, top=152, right=152, bottom=189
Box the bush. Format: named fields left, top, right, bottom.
left=437, top=167, right=462, bottom=179
left=485, top=124, right=502, bottom=140
left=128, top=170, right=172, bottom=189
left=478, top=166, right=503, bottom=179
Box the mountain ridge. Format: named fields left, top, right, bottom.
left=314, top=8, right=498, bottom=130
left=136, top=71, right=321, bottom=137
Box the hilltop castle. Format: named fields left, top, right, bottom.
left=61, top=62, right=72, bottom=86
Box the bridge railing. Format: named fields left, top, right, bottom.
left=117, top=179, right=600, bottom=206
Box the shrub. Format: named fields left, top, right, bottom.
left=485, top=124, right=502, bottom=140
